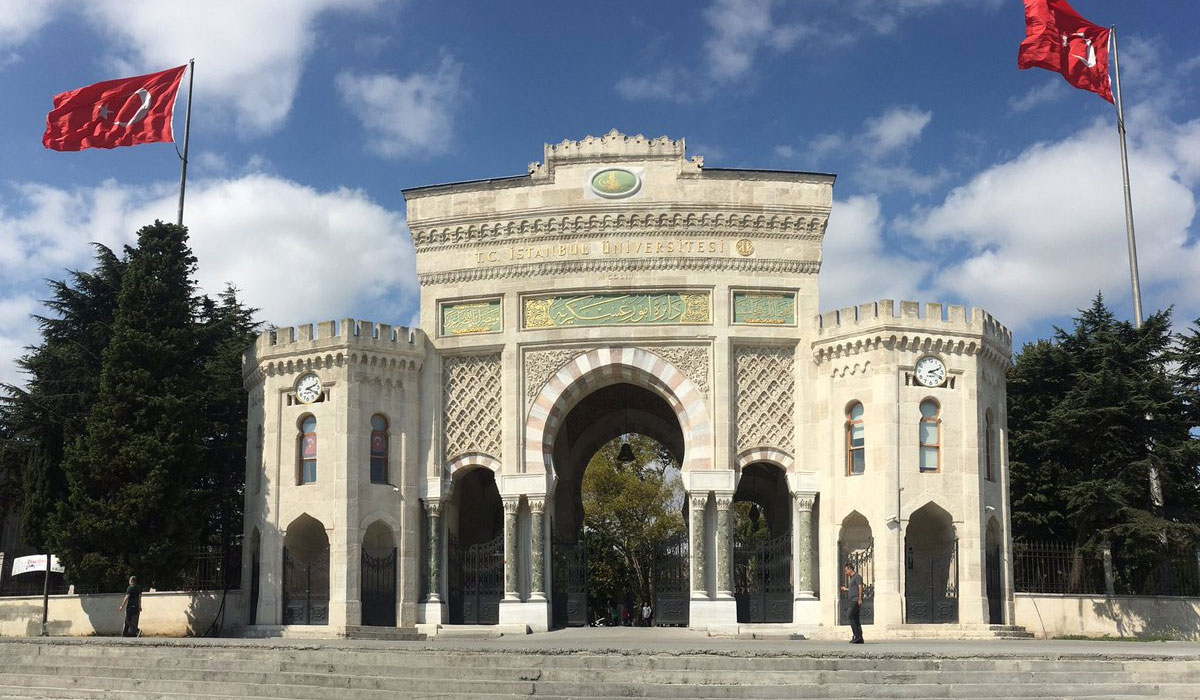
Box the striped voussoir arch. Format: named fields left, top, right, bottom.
left=525, top=347, right=712, bottom=474
left=735, top=446, right=795, bottom=473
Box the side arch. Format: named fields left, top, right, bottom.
left=525, top=347, right=712, bottom=473
left=735, top=447, right=795, bottom=473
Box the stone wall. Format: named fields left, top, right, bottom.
left=0, top=590, right=241, bottom=637
left=1014, top=592, right=1200, bottom=640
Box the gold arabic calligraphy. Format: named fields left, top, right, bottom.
left=523, top=293, right=709, bottom=329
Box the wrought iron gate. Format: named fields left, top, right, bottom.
left=905, top=540, right=959, bottom=624
left=986, top=545, right=1003, bottom=624
left=551, top=540, right=588, bottom=628
left=654, top=533, right=689, bottom=627
left=282, top=547, right=329, bottom=625
left=734, top=531, right=793, bottom=623
left=361, top=547, right=397, bottom=627
left=837, top=539, right=874, bottom=626
left=449, top=534, right=503, bottom=625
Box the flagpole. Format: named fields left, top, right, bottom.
left=1110, top=28, right=1142, bottom=328
left=175, top=58, right=194, bottom=226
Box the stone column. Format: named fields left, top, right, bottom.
left=503, top=497, right=521, bottom=601
left=529, top=498, right=546, bottom=600
left=690, top=493, right=709, bottom=596
left=425, top=499, right=442, bottom=602
left=715, top=493, right=734, bottom=599
left=795, top=494, right=816, bottom=596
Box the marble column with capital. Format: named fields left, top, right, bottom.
left=425, top=499, right=442, bottom=603
left=529, top=498, right=546, bottom=601
left=502, top=497, right=521, bottom=601
left=715, top=493, right=734, bottom=598
left=690, top=493, right=709, bottom=596
left=795, top=493, right=816, bottom=597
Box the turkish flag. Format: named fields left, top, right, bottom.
left=1017, top=0, right=1112, bottom=103
left=43, top=65, right=187, bottom=151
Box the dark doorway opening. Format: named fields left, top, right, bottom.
left=733, top=462, right=793, bottom=623
left=447, top=467, right=503, bottom=625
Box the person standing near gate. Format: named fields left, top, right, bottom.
left=840, top=563, right=864, bottom=644
left=118, top=575, right=142, bottom=637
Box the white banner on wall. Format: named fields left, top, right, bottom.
left=11, top=554, right=64, bottom=575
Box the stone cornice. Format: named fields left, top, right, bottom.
left=811, top=331, right=1012, bottom=368
left=243, top=348, right=423, bottom=390
left=419, top=257, right=820, bottom=287
left=411, top=207, right=829, bottom=252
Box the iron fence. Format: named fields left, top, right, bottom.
left=1111, top=543, right=1199, bottom=597
left=1013, top=540, right=1106, bottom=594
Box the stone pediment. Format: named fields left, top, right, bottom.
left=528, top=129, right=698, bottom=180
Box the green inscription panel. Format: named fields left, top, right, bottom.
left=523, top=292, right=710, bottom=329
left=732, top=291, right=796, bottom=325
left=441, top=299, right=502, bottom=336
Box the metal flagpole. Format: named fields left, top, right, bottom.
left=1110, top=28, right=1143, bottom=328
left=175, top=59, right=194, bottom=226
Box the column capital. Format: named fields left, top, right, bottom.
left=793, top=491, right=817, bottom=512
left=502, top=497, right=521, bottom=514
left=714, top=492, right=734, bottom=510
left=689, top=493, right=710, bottom=510
left=527, top=498, right=545, bottom=514
left=424, top=498, right=443, bottom=517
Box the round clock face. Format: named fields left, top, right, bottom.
left=914, top=356, right=947, bottom=388
left=295, top=373, right=322, bottom=404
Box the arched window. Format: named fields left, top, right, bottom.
left=298, top=415, right=317, bottom=484
left=919, top=400, right=940, bottom=473
left=370, top=414, right=389, bottom=484
left=846, top=402, right=865, bottom=475
left=985, top=409, right=995, bottom=482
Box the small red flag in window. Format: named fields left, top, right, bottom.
left=1017, top=0, right=1112, bottom=103
left=43, top=65, right=187, bottom=151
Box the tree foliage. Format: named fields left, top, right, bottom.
left=581, top=435, right=685, bottom=613
left=1008, top=295, right=1200, bottom=556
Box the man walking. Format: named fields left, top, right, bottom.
left=840, top=563, right=864, bottom=644
left=118, top=575, right=142, bottom=637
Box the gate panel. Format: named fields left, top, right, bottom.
left=735, top=531, right=793, bottom=623
left=905, top=540, right=959, bottom=624
left=361, top=547, right=397, bottom=627
left=986, top=545, right=1003, bottom=624
left=551, top=540, right=588, bottom=628
left=654, top=533, right=689, bottom=627
left=282, top=547, right=329, bottom=625
left=458, top=535, right=503, bottom=625
left=837, top=540, right=874, bottom=626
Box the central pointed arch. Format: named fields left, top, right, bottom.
left=524, top=347, right=712, bottom=474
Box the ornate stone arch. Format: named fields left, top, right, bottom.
left=358, top=511, right=403, bottom=534
left=524, top=347, right=712, bottom=472
left=446, top=451, right=502, bottom=475
left=734, top=446, right=795, bottom=473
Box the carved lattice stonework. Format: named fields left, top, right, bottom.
left=653, top=346, right=710, bottom=396
left=443, top=353, right=502, bottom=460
left=735, top=345, right=795, bottom=453
left=525, top=349, right=590, bottom=400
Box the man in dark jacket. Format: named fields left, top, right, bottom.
left=840, top=563, right=864, bottom=644
left=118, top=576, right=142, bottom=637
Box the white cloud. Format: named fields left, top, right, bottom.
left=703, top=0, right=808, bottom=82
left=69, top=0, right=382, bottom=133
left=863, top=107, right=933, bottom=155
left=614, top=68, right=693, bottom=104
left=905, top=118, right=1200, bottom=330
left=819, top=195, right=928, bottom=311
left=0, top=2, right=61, bottom=49
left=1009, top=81, right=1063, bottom=113
left=336, top=55, right=465, bottom=158
left=0, top=174, right=415, bottom=386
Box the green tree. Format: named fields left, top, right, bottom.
left=581, top=435, right=685, bottom=612
left=0, top=245, right=125, bottom=550
left=1008, top=296, right=1200, bottom=562
left=54, top=221, right=204, bottom=590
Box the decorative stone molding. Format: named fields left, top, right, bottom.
left=652, top=346, right=711, bottom=397
left=443, top=353, right=503, bottom=461
left=795, top=495, right=816, bottom=512
left=690, top=495, right=710, bottom=509
left=715, top=495, right=734, bottom=510
left=527, top=498, right=545, bottom=514
left=502, top=498, right=521, bottom=514
left=525, top=348, right=590, bottom=401
left=734, top=345, right=796, bottom=454
left=419, top=257, right=820, bottom=287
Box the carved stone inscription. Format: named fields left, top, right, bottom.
left=523, top=292, right=710, bottom=329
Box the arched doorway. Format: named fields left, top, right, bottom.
left=838, top=511, right=874, bottom=626
left=361, top=520, right=397, bottom=627
left=548, top=381, right=688, bottom=629
left=447, top=467, right=503, bottom=625
left=732, top=462, right=793, bottom=623
left=905, top=502, right=958, bottom=624
left=282, top=514, right=329, bottom=625
left=985, top=517, right=1004, bottom=624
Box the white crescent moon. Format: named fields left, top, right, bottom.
left=116, top=88, right=152, bottom=126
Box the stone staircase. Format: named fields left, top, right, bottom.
left=0, top=638, right=1196, bottom=699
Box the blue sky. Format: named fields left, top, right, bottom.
left=1, top=0, right=1198, bottom=385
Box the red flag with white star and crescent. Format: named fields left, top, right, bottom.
left=42, top=65, right=187, bottom=151
left=1017, top=0, right=1113, bottom=103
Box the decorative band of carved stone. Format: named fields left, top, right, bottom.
left=735, top=447, right=795, bottom=472
left=445, top=452, right=502, bottom=475
left=419, top=257, right=821, bottom=287
left=690, top=495, right=710, bottom=509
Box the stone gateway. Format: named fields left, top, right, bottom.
left=241, top=130, right=1014, bottom=637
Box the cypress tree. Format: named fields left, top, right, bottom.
left=54, top=221, right=203, bottom=590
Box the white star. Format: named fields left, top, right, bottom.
left=97, top=104, right=111, bottom=120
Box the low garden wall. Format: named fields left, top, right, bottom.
left=0, top=589, right=241, bottom=637
left=1015, top=592, right=1200, bottom=640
